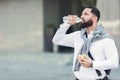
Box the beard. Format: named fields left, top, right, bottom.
left=80, top=19, right=93, bottom=29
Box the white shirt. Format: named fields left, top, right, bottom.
left=52, top=23, right=119, bottom=80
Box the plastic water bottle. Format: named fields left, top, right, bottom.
left=63, top=15, right=82, bottom=23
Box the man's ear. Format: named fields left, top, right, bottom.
left=93, top=16, right=98, bottom=21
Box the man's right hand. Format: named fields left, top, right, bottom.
left=66, top=15, right=77, bottom=25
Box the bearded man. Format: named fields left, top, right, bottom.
left=52, top=7, right=119, bottom=80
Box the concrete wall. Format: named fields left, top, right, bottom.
left=0, top=0, right=43, bottom=52
left=97, top=0, right=120, bottom=58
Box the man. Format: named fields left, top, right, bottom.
left=52, top=7, right=119, bottom=80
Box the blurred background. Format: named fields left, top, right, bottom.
left=0, top=0, right=119, bottom=80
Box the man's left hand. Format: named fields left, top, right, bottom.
left=77, top=55, right=93, bottom=68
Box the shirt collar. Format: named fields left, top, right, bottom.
left=87, top=31, right=93, bottom=39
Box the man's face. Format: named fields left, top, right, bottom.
left=80, top=8, right=94, bottom=28
left=80, top=19, right=93, bottom=28
left=81, top=8, right=93, bottom=23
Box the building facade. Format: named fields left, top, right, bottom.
left=0, top=0, right=44, bottom=52
left=0, top=0, right=119, bottom=59
left=97, top=0, right=120, bottom=58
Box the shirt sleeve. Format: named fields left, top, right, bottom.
left=52, top=23, right=75, bottom=48
left=93, top=39, right=119, bottom=70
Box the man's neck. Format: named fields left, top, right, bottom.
left=86, top=23, right=97, bottom=34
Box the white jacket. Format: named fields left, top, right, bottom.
left=52, top=23, right=119, bottom=80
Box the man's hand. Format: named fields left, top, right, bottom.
left=67, top=15, right=77, bottom=25
left=77, top=54, right=93, bottom=68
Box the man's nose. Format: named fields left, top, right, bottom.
left=80, top=15, right=85, bottom=23
left=81, top=15, right=84, bottom=19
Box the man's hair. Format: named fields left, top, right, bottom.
left=85, top=7, right=100, bottom=21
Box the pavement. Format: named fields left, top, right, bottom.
left=0, top=51, right=119, bottom=80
